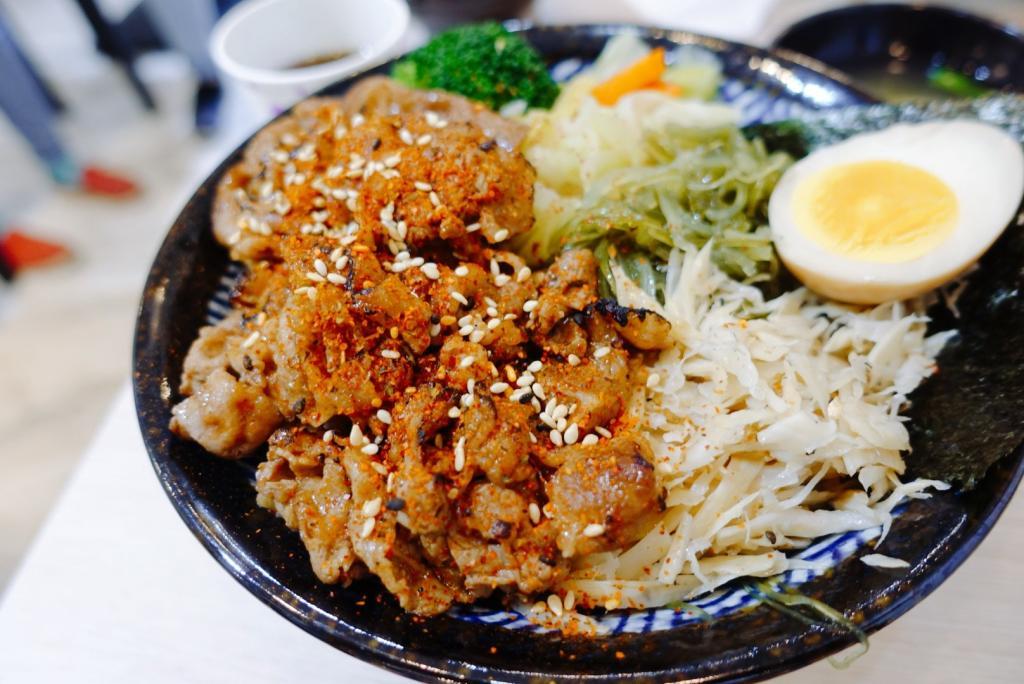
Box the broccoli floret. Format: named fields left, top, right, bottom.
left=391, top=22, right=559, bottom=111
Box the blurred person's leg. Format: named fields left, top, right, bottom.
left=0, top=18, right=77, bottom=185
left=0, top=17, right=138, bottom=198
left=143, top=0, right=223, bottom=133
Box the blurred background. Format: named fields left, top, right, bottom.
left=1, top=0, right=1023, bottom=592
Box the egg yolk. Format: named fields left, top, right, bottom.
left=792, top=160, right=959, bottom=263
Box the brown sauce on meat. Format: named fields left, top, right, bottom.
left=171, top=78, right=672, bottom=616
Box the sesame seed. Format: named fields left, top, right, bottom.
left=467, top=379, right=475, bottom=393
left=421, top=262, right=441, bottom=280
left=322, top=430, right=334, bottom=443
left=227, top=231, right=242, bottom=245
left=336, top=255, right=349, bottom=270
left=416, top=134, right=432, bottom=146
left=493, top=229, right=509, bottom=242
left=529, top=503, right=541, bottom=525
left=489, top=382, right=510, bottom=394
left=459, top=325, right=474, bottom=337
left=429, top=323, right=441, bottom=336
left=460, top=392, right=473, bottom=407
left=531, top=601, right=546, bottom=613
left=361, top=443, right=380, bottom=455
left=448, top=406, right=461, bottom=419
left=399, top=129, right=414, bottom=145
left=351, top=113, right=366, bottom=127
left=545, top=398, right=557, bottom=415
left=550, top=429, right=563, bottom=446
left=469, top=330, right=485, bottom=344
left=494, top=274, right=511, bottom=287
left=451, top=291, right=469, bottom=306
left=595, top=426, right=613, bottom=438
left=567, top=354, right=581, bottom=366
left=241, top=331, right=260, bottom=348
left=459, top=356, right=475, bottom=369
left=547, top=594, right=564, bottom=617
left=466, top=222, right=481, bottom=233
left=563, top=423, right=579, bottom=445
left=458, top=315, right=474, bottom=326
left=360, top=517, right=375, bottom=538
left=381, top=349, right=401, bottom=359
left=532, top=383, right=546, bottom=401
left=528, top=431, right=538, bottom=443
left=510, top=388, right=531, bottom=401
left=454, top=437, right=466, bottom=472
left=362, top=497, right=382, bottom=517
left=516, top=374, right=533, bottom=388
left=414, top=181, right=432, bottom=192
left=539, top=412, right=556, bottom=429
left=329, top=247, right=344, bottom=261
left=349, top=423, right=365, bottom=446
left=581, top=434, right=599, bottom=446
left=486, top=306, right=498, bottom=318
left=594, top=346, right=611, bottom=359
left=454, top=265, right=469, bottom=277
left=646, top=373, right=661, bottom=388
left=486, top=318, right=501, bottom=330
left=376, top=409, right=393, bottom=424
left=523, top=300, right=538, bottom=313
left=429, top=191, right=441, bottom=207
left=583, top=523, right=606, bottom=538
left=552, top=404, right=568, bottom=420
left=306, top=272, right=325, bottom=283
left=327, top=273, right=345, bottom=285
left=517, top=266, right=532, bottom=283
left=384, top=153, right=401, bottom=168
left=527, top=360, right=543, bottom=373
left=564, top=590, right=576, bottom=611
left=556, top=416, right=567, bottom=432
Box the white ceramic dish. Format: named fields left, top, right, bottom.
left=210, top=0, right=410, bottom=112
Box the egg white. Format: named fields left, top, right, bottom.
left=768, top=120, right=1024, bottom=304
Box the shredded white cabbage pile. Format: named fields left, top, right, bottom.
left=560, top=246, right=953, bottom=609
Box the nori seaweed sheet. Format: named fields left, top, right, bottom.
left=749, top=95, right=1024, bottom=489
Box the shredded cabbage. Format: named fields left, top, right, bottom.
left=558, top=246, right=951, bottom=608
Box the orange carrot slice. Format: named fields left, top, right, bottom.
left=592, top=47, right=667, bottom=106
left=644, top=81, right=684, bottom=97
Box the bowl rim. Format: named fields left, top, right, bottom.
left=772, top=1, right=1024, bottom=51
left=133, top=22, right=1022, bottom=683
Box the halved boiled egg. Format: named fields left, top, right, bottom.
left=769, top=120, right=1024, bottom=304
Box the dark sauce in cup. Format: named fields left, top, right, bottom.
left=288, top=50, right=354, bottom=70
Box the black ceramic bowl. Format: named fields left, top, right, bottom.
left=133, top=23, right=1024, bottom=683
left=773, top=3, right=1024, bottom=101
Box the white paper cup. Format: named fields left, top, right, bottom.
left=210, top=0, right=410, bottom=113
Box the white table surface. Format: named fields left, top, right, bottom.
left=3, top=1, right=1024, bottom=682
